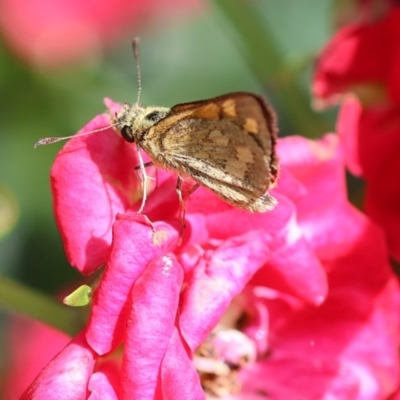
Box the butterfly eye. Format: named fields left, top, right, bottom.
left=145, top=111, right=165, bottom=122
left=120, top=126, right=135, bottom=143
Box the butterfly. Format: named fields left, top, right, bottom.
left=113, top=91, right=279, bottom=213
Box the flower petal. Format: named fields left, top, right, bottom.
left=121, top=253, right=183, bottom=399
left=4, top=319, right=71, bottom=399
left=51, top=115, right=141, bottom=274
left=21, top=331, right=96, bottom=400
left=313, top=16, right=395, bottom=102
left=337, top=98, right=400, bottom=260
left=86, top=216, right=178, bottom=355
left=179, top=230, right=271, bottom=351
left=88, top=362, right=120, bottom=400
left=239, top=214, right=399, bottom=399
left=198, top=192, right=328, bottom=303
left=252, top=232, right=327, bottom=305
left=161, top=328, right=205, bottom=400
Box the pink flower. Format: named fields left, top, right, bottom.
left=218, top=136, right=400, bottom=399
left=238, top=275, right=400, bottom=399
left=237, top=179, right=400, bottom=398
left=20, top=101, right=399, bottom=398
left=0, top=0, right=202, bottom=68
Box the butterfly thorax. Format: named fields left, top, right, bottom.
left=113, top=103, right=170, bottom=143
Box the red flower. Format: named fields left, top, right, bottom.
left=313, top=7, right=400, bottom=262
left=19, top=103, right=399, bottom=398
left=337, top=97, right=400, bottom=261
left=313, top=8, right=400, bottom=107
left=0, top=0, right=202, bottom=68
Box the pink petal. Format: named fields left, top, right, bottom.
left=88, top=362, right=120, bottom=400
left=4, top=319, right=71, bottom=399
left=51, top=115, right=139, bottom=274
left=327, top=214, right=393, bottom=295
left=210, top=329, right=257, bottom=366
left=183, top=213, right=210, bottom=247
left=143, top=175, right=180, bottom=223
left=183, top=155, right=327, bottom=303
left=251, top=233, right=327, bottom=305
left=121, top=253, right=183, bottom=399
left=21, top=331, right=96, bottom=400
left=104, top=98, right=121, bottom=116
left=203, top=193, right=296, bottom=240
left=160, top=328, right=205, bottom=400
left=241, top=279, right=400, bottom=400
left=186, top=185, right=233, bottom=215
left=239, top=215, right=399, bottom=399
left=86, top=216, right=178, bottom=355
left=179, top=230, right=271, bottom=351
left=277, top=134, right=347, bottom=208
left=270, top=168, right=307, bottom=203
left=199, top=192, right=328, bottom=304
left=277, top=135, right=368, bottom=261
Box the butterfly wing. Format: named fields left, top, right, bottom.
left=141, top=92, right=278, bottom=212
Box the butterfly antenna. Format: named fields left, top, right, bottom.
left=132, top=37, right=142, bottom=106
left=34, top=123, right=119, bottom=148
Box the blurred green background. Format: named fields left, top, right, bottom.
left=0, top=0, right=336, bottom=375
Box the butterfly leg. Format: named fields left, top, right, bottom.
left=141, top=214, right=155, bottom=232
left=134, top=161, right=154, bottom=170
left=176, top=178, right=200, bottom=244
left=136, top=144, right=151, bottom=214
left=134, top=162, right=160, bottom=190
left=176, top=176, right=186, bottom=243
left=134, top=146, right=156, bottom=232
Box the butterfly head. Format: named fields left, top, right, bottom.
left=114, top=103, right=170, bottom=143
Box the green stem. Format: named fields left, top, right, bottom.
left=214, top=0, right=330, bottom=137
left=0, top=276, right=83, bottom=336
